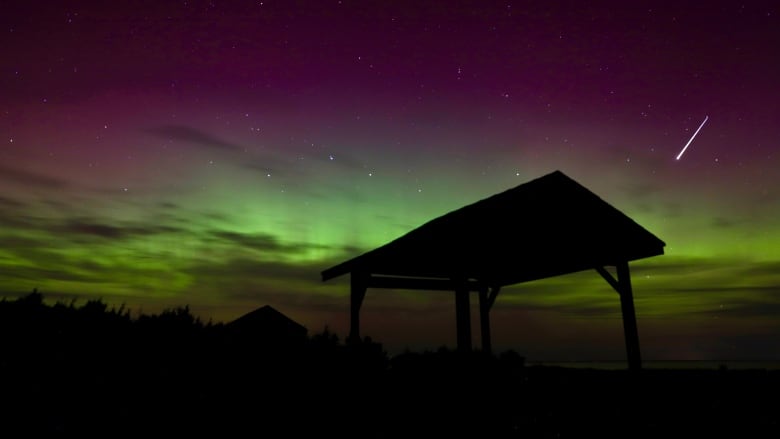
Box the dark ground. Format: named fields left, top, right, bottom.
left=1, top=292, right=778, bottom=437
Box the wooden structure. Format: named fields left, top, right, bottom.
left=321, top=171, right=665, bottom=370
left=227, top=305, right=308, bottom=343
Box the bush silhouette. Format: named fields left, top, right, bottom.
left=1, top=289, right=778, bottom=437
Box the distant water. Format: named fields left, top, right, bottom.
left=527, top=360, right=780, bottom=370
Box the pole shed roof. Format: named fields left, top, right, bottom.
left=322, top=170, right=665, bottom=287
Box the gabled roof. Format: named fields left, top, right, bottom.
left=227, top=305, right=307, bottom=337
left=322, top=170, right=665, bottom=287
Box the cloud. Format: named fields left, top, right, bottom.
left=711, top=216, right=741, bottom=228
left=666, top=284, right=780, bottom=310
left=242, top=157, right=291, bottom=176
left=0, top=235, right=42, bottom=248
left=0, top=197, right=35, bottom=228
left=176, top=255, right=349, bottom=312
left=147, top=125, right=244, bottom=151
left=309, top=150, right=365, bottom=170
left=735, top=261, right=780, bottom=278
left=187, top=257, right=323, bottom=285
left=0, top=164, right=68, bottom=189
left=241, top=148, right=366, bottom=180
left=144, top=125, right=299, bottom=179
left=59, top=219, right=184, bottom=241
left=0, top=195, right=25, bottom=209
left=61, top=220, right=126, bottom=239
left=629, top=257, right=723, bottom=276
left=158, top=201, right=180, bottom=210
left=621, top=182, right=664, bottom=200
left=0, top=240, right=103, bottom=284
left=208, top=230, right=356, bottom=257
left=209, top=231, right=292, bottom=253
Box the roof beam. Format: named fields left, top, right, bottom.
left=366, top=275, right=483, bottom=291
left=595, top=266, right=621, bottom=295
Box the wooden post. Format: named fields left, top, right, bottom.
left=455, top=282, right=472, bottom=352
left=479, top=288, right=492, bottom=354
left=617, top=261, right=642, bottom=371
left=349, top=272, right=367, bottom=344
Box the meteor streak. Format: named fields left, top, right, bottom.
left=676, top=115, right=709, bottom=160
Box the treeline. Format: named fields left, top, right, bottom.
left=0, top=290, right=388, bottom=435
left=0, top=290, right=522, bottom=436
left=0, top=289, right=389, bottom=377
left=1, top=291, right=777, bottom=438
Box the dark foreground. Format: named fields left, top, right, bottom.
left=2, top=294, right=778, bottom=437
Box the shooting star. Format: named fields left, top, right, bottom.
left=676, top=115, right=709, bottom=160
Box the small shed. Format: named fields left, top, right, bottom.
left=227, top=305, right=308, bottom=342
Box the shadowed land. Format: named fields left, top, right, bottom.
left=1, top=291, right=778, bottom=437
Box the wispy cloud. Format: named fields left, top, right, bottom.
left=308, top=150, right=365, bottom=170
left=147, top=125, right=244, bottom=151
left=0, top=195, right=26, bottom=209
left=621, top=182, right=664, bottom=200
left=58, top=219, right=184, bottom=241
left=711, top=216, right=742, bottom=228
left=209, top=230, right=297, bottom=253
left=208, top=230, right=359, bottom=258
left=0, top=164, right=68, bottom=189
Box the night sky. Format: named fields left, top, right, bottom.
left=2, top=1, right=779, bottom=361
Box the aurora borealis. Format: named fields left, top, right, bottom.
left=2, top=1, right=779, bottom=361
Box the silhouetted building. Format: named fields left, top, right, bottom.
left=226, top=305, right=307, bottom=344
left=322, top=170, right=665, bottom=370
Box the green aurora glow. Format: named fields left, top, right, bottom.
left=1, top=1, right=779, bottom=360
